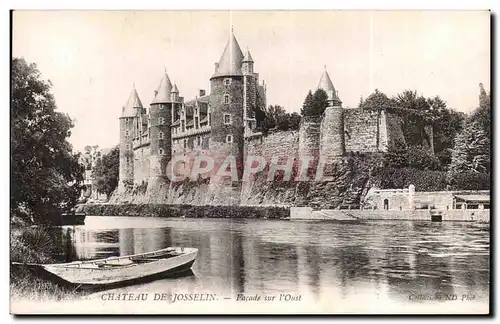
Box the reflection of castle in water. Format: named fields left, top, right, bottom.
left=69, top=227, right=172, bottom=259
left=64, top=221, right=489, bottom=301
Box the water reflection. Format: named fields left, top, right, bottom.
left=57, top=217, right=490, bottom=306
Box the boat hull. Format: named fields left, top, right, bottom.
left=42, top=248, right=197, bottom=286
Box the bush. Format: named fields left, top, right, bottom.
left=448, top=172, right=490, bottom=190
left=373, top=167, right=448, bottom=191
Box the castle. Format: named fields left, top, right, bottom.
left=118, top=31, right=413, bottom=192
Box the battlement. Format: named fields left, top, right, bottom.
left=133, top=133, right=150, bottom=150
left=172, top=125, right=212, bottom=140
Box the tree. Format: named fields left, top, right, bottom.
left=288, top=112, right=301, bottom=131
left=11, top=58, right=84, bottom=223
left=92, top=146, right=119, bottom=199
left=447, top=84, right=491, bottom=179
left=448, top=120, right=490, bottom=175
left=360, top=89, right=395, bottom=112
left=264, top=105, right=301, bottom=132
left=470, top=83, right=491, bottom=138
left=301, top=89, right=329, bottom=117
left=394, top=90, right=432, bottom=147
left=311, top=89, right=329, bottom=116
left=427, top=96, right=466, bottom=167
left=81, top=145, right=101, bottom=170
left=301, top=90, right=314, bottom=116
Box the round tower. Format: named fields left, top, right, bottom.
left=119, top=86, right=143, bottom=192
left=149, top=71, right=173, bottom=186
left=209, top=31, right=245, bottom=178
left=242, top=47, right=257, bottom=132
left=318, top=68, right=345, bottom=161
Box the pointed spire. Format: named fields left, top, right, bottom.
left=317, top=68, right=341, bottom=105
left=242, top=46, right=254, bottom=62
left=152, top=70, right=173, bottom=104
left=172, top=83, right=179, bottom=93
left=122, top=87, right=143, bottom=117
left=211, top=30, right=244, bottom=78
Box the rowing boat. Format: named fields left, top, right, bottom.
left=15, top=247, right=198, bottom=286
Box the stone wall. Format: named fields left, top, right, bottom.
left=344, top=108, right=381, bottom=153
left=290, top=207, right=490, bottom=223
left=245, top=130, right=299, bottom=163
left=133, top=144, right=151, bottom=185
left=298, top=116, right=321, bottom=163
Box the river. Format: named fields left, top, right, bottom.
left=53, top=216, right=490, bottom=314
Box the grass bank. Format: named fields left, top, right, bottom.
left=10, top=220, right=82, bottom=302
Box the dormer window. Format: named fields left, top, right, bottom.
left=226, top=134, right=233, bottom=143
left=224, top=114, right=232, bottom=125
left=159, top=117, right=165, bottom=125
left=224, top=78, right=232, bottom=86
left=158, top=131, right=164, bottom=140
left=224, top=94, right=230, bottom=104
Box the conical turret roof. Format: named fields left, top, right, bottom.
left=242, top=47, right=254, bottom=62
left=121, top=87, right=143, bottom=117
left=212, top=32, right=244, bottom=78
left=152, top=71, right=173, bottom=104
left=317, top=68, right=341, bottom=102
left=172, top=83, right=179, bottom=93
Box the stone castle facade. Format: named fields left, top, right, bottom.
left=118, top=31, right=417, bottom=191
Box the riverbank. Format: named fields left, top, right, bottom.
left=10, top=223, right=82, bottom=302
left=79, top=203, right=290, bottom=219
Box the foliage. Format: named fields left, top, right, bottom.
left=447, top=171, right=490, bottom=191
left=359, top=89, right=395, bottom=112
left=11, top=58, right=84, bottom=223
left=92, top=145, right=120, bottom=199
left=81, top=145, right=101, bottom=170
left=301, top=90, right=314, bottom=116
left=447, top=84, right=491, bottom=184
left=373, top=167, right=448, bottom=191
left=384, top=140, right=441, bottom=171
left=301, top=89, right=329, bottom=116
left=264, top=105, right=301, bottom=132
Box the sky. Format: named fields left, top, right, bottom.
left=12, top=10, right=490, bottom=153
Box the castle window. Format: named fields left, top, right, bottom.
left=224, top=94, right=230, bottom=104
left=224, top=78, right=232, bottom=86
left=158, top=131, right=164, bottom=140
left=159, top=104, right=164, bottom=110
left=195, top=117, right=199, bottom=129
left=159, top=117, right=165, bottom=125
left=208, top=113, right=211, bottom=126
left=125, top=130, right=129, bottom=138
left=224, top=114, right=232, bottom=125
left=183, top=139, right=187, bottom=148
left=226, top=134, right=233, bottom=144
left=126, top=157, right=130, bottom=163
left=158, top=148, right=164, bottom=155
left=197, top=136, right=201, bottom=146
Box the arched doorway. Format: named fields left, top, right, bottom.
left=383, top=199, right=389, bottom=210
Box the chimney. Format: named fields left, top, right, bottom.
left=199, top=89, right=206, bottom=97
